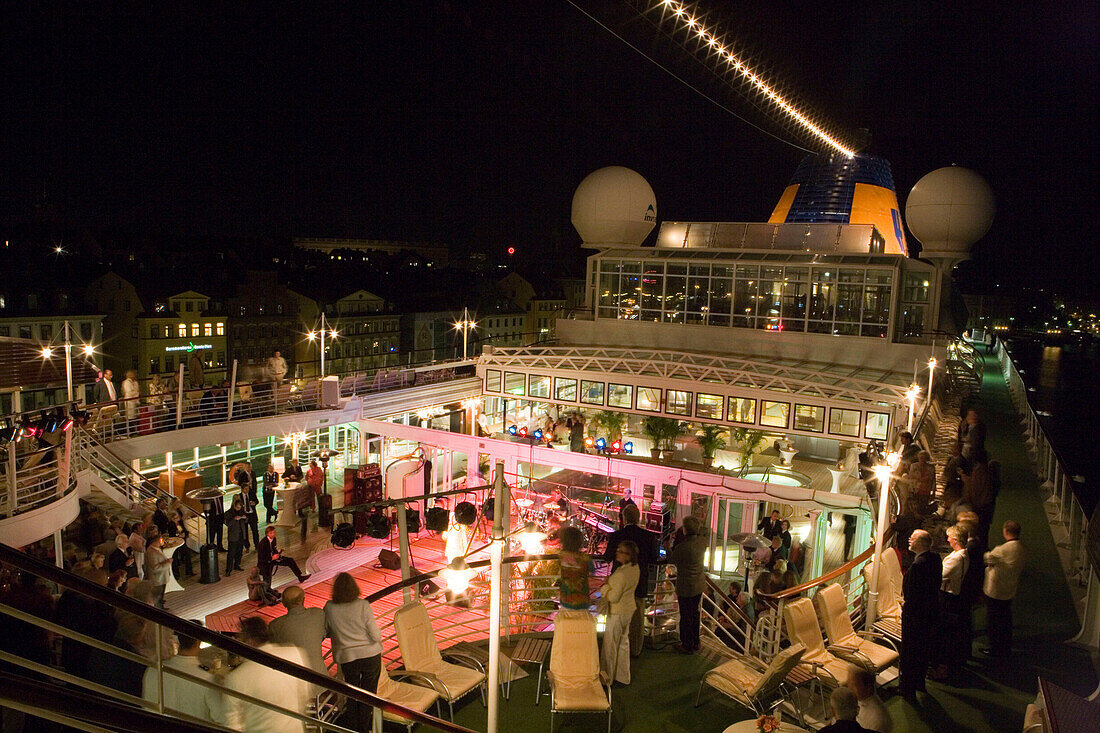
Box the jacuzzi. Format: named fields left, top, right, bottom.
left=738, top=466, right=811, bottom=488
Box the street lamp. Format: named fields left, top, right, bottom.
left=454, top=307, right=477, bottom=360
left=904, top=384, right=920, bottom=433
left=40, top=321, right=96, bottom=403
left=307, top=312, right=339, bottom=378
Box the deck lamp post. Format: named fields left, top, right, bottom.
left=454, top=307, right=477, bottom=360
left=904, top=385, right=920, bottom=433
left=865, top=452, right=899, bottom=631
left=40, top=321, right=96, bottom=403
left=307, top=312, right=338, bottom=379
left=927, top=356, right=937, bottom=400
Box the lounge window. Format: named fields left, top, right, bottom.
left=761, top=401, right=790, bottom=429
left=696, top=393, right=723, bottom=420
left=727, top=397, right=757, bottom=424
left=504, top=372, right=526, bottom=396
left=794, top=404, right=825, bottom=433
left=865, top=412, right=889, bottom=440
left=554, top=377, right=577, bottom=401
left=666, top=390, right=692, bottom=416
left=529, top=374, right=550, bottom=399
left=217, top=322, right=225, bottom=335
left=191, top=323, right=200, bottom=337
left=581, top=380, right=604, bottom=405
left=608, top=383, right=632, bottom=408
left=204, top=323, right=213, bottom=337
left=486, top=369, right=501, bottom=393
left=829, top=408, right=862, bottom=437
left=177, top=324, right=187, bottom=338
left=636, top=387, right=661, bottom=412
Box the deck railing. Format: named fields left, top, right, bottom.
left=0, top=403, right=79, bottom=522
left=995, top=340, right=1099, bottom=670
left=0, top=542, right=474, bottom=733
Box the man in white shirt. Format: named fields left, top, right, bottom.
left=142, top=629, right=224, bottom=724
left=983, top=519, right=1026, bottom=659
left=932, top=524, right=970, bottom=681
left=847, top=666, right=892, bottom=732
left=266, top=350, right=289, bottom=384
left=222, top=616, right=312, bottom=733
left=144, top=533, right=173, bottom=608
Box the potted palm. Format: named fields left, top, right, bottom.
left=696, top=424, right=727, bottom=468
left=732, top=427, right=767, bottom=467
left=592, top=410, right=625, bottom=442
left=642, top=416, right=676, bottom=459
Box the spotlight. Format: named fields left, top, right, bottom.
left=595, top=437, right=606, bottom=451
left=611, top=440, right=621, bottom=453
left=584, top=436, right=594, bottom=448
left=623, top=441, right=634, bottom=454
left=518, top=426, right=528, bottom=438
left=508, top=425, right=518, bottom=435
left=533, top=429, right=543, bottom=441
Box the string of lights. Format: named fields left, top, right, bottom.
left=648, top=0, right=855, bottom=157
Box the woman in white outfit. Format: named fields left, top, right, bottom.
left=121, top=369, right=140, bottom=434
left=600, top=540, right=640, bottom=685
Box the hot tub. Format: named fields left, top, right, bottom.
left=739, top=466, right=811, bottom=488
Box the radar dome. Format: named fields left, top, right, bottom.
left=905, top=166, right=994, bottom=257
left=571, top=166, right=657, bottom=247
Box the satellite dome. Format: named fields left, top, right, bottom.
left=571, top=166, right=657, bottom=247
left=905, top=166, right=994, bottom=257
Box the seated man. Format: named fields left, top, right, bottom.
left=819, top=686, right=872, bottom=732
left=257, top=526, right=311, bottom=589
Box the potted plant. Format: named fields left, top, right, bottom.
left=642, top=416, right=677, bottom=459
left=732, top=427, right=767, bottom=467
left=592, top=410, right=625, bottom=442
left=696, top=424, right=727, bottom=468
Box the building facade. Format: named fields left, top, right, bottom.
left=225, top=271, right=301, bottom=378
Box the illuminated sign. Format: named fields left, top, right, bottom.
left=165, top=342, right=213, bottom=353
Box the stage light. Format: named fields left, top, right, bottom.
left=518, top=426, right=528, bottom=438
left=585, top=436, right=594, bottom=448
left=623, top=441, right=634, bottom=454
left=533, top=429, right=543, bottom=441
left=508, top=425, right=518, bottom=435
left=611, top=440, right=621, bottom=453
left=595, top=437, right=606, bottom=450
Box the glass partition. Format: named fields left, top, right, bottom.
left=829, top=407, right=862, bottom=437
left=554, top=377, right=577, bottom=401
left=727, top=396, right=757, bottom=424
left=761, top=400, right=790, bottom=428
left=636, top=387, right=661, bottom=412
left=666, top=390, right=692, bottom=415
left=581, top=380, right=605, bottom=405
left=529, top=374, right=550, bottom=398
left=608, top=383, right=633, bottom=408
left=486, top=369, right=501, bottom=393
left=865, top=411, right=889, bottom=440
left=695, top=393, right=722, bottom=420
left=793, top=404, right=825, bottom=433
left=504, top=372, right=526, bottom=396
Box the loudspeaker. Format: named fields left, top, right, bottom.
left=454, top=501, right=477, bottom=526
left=405, top=509, right=421, bottom=534
left=482, top=497, right=495, bottom=521
left=419, top=577, right=441, bottom=597
left=378, top=549, right=402, bottom=570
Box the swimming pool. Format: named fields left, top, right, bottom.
left=739, top=467, right=811, bottom=488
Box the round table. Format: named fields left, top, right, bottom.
left=778, top=447, right=798, bottom=466
left=275, top=482, right=302, bottom=527
left=722, top=720, right=809, bottom=733
left=161, top=537, right=185, bottom=593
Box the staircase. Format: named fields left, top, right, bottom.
left=75, top=429, right=204, bottom=548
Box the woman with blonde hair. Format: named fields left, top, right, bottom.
left=324, top=572, right=383, bottom=730
left=600, top=540, right=640, bottom=684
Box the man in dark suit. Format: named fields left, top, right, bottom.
left=604, top=503, right=660, bottom=657
left=92, top=369, right=117, bottom=404
left=257, top=526, right=310, bottom=590
left=900, top=529, right=941, bottom=699
left=757, top=509, right=782, bottom=539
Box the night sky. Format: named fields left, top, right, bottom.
left=2, top=1, right=1095, bottom=293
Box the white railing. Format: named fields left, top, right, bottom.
left=995, top=341, right=1099, bottom=671
left=0, top=405, right=77, bottom=522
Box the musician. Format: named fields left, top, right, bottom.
left=547, top=488, right=569, bottom=517
left=618, top=490, right=637, bottom=528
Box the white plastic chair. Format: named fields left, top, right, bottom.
left=393, top=601, right=486, bottom=720
left=547, top=610, right=611, bottom=733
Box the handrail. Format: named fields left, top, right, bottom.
left=703, top=574, right=756, bottom=630
left=77, top=427, right=204, bottom=522
left=0, top=542, right=474, bottom=733
left=0, top=671, right=227, bottom=733
left=759, top=525, right=894, bottom=602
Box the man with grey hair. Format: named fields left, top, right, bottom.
left=818, top=686, right=871, bottom=732
left=900, top=529, right=941, bottom=701
left=269, top=585, right=327, bottom=680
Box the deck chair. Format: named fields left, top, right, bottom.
left=862, top=550, right=903, bottom=642
left=813, top=583, right=898, bottom=675
left=379, top=664, right=443, bottom=733
left=695, top=643, right=806, bottom=718
left=783, top=598, right=851, bottom=693
left=547, top=610, right=611, bottom=733
left=393, top=601, right=486, bottom=720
